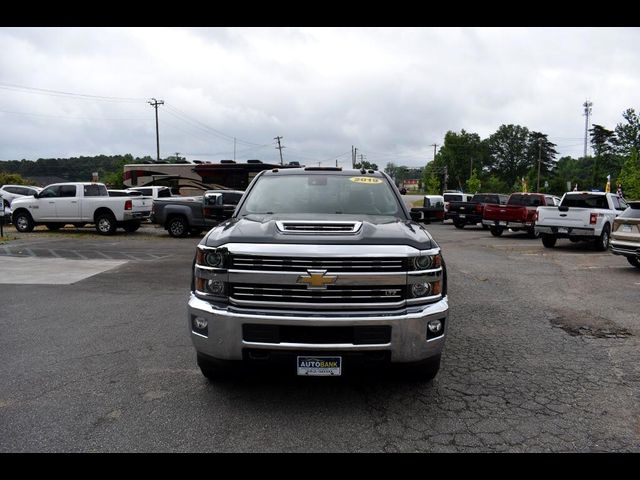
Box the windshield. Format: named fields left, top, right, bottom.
left=239, top=174, right=402, bottom=216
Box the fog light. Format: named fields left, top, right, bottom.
left=207, top=280, right=225, bottom=295
left=194, top=317, right=208, bottom=329
left=428, top=319, right=442, bottom=333
left=411, top=282, right=432, bottom=297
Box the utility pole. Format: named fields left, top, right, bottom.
left=351, top=145, right=354, bottom=168
left=148, top=98, right=164, bottom=161
left=354, top=147, right=358, bottom=167
left=274, top=136, right=284, bottom=165
left=537, top=138, right=543, bottom=192
left=233, top=138, right=236, bottom=161
left=431, top=143, right=438, bottom=160
left=583, top=100, right=592, bottom=158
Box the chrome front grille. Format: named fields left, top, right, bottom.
left=231, top=255, right=407, bottom=272
left=230, top=283, right=406, bottom=306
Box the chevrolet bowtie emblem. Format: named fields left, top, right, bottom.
left=297, top=269, right=337, bottom=289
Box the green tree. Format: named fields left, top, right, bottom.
left=482, top=175, right=509, bottom=194
left=466, top=169, right=481, bottom=193
left=354, top=160, right=378, bottom=171
left=424, top=171, right=441, bottom=195
left=614, top=108, right=640, bottom=156
left=431, top=130, right=489, bottom=191
left=0, top=172, right=28, bottom=185
left=618, top=148, right=640, bottom=200
left=487, top=124, right=532, bottom=189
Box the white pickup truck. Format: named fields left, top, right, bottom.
left=535, top=191, right=629, bottom=250
left=10, top=182, right=152, bottom=235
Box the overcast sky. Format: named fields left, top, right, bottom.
left=1, top=27, right=638, bottom=168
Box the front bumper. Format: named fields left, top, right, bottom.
left=187, top=294, right=448, bottom=363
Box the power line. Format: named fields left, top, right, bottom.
left=0, top=108, right=147, bottom=121
left=164, top=103, right=263, bottom=147
left=0, top=82, right=146, bottom=103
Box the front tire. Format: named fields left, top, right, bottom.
left=167, top=216, right=188, bottom=238
left=527, top=227, right=540, bottom=239
left=595, top=224, right=610, bottom=251
left=541, top=234, right=557, bottom=248
left=453, top=221, right=465, bottom=229
left=95, top=213, right=117, bottom=235
left=490, top=226, right=503, bottom=237
left=627, top=257, right=640, bottom=269
left=14, top=212, right=35, bottom=232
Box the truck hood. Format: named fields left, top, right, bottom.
left=202, top=214, right=437, bottom=250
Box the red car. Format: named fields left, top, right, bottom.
left=482, top=192, right=560, bottom=237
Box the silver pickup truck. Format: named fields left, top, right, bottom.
left=188, top=167, right=449, bottom=381
left=150, top=190, right=244, bottom=237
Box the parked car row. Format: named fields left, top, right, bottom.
left=431, top=188, right=637, bottom=270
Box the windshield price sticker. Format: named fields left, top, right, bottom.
left=350, top=177, right=383, bottom=185
left=297, top=356, right=342, bottom=376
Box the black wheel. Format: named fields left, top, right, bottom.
left=627, top=257, right=640, bottom=269
left=123, top=221, right=141, bottom=233
left=397, top=354, right=441, bottom=382
left=167, top=216, right=189, bottom=238
left=527, top=228, right=540, bottom=239
left=13, top=211, right=35, bottom=232
left=490, top=226, right=503, bottom=237
left=595, top=224, right=611, bottom=251
left=95, top=213, right=117, bottom=235
left=541, top=234, right=557, bottom=248
left=197, top=353, right=238, bottom=382
left=45, top=223, right=62, bottom=231
left=453, top=221, right=465, bottom=229
left=482, top=224, right=489, bottom=230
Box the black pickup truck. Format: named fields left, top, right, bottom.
left=150, top=189, right=244, bottom=237
left=448, top=193, right=508, bottom=229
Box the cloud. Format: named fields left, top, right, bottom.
left=1, top=27, right=639, bottom=166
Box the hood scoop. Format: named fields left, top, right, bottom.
left=275, top=220, right=363, bottom=235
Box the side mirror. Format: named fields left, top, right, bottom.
left=410, top=210, right=422, bottom=221
left=33, top=192, right=39, bottom=199
left=558, top=205, right=569, bottom=212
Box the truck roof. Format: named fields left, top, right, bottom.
left=260, top=167, right=386, bottom=177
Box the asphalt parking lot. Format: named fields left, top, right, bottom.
left=1, top=222, right=639, bottom=452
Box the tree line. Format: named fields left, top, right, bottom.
left=385, top=108, right=640, bottom=200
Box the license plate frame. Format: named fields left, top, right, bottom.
left=621, top=224, right=633, bottom=233
left=297, top=356, right=342, bottom=376
left=459, top=214, right=466, bottom=218
left=558, top=227, right=569, bottom=234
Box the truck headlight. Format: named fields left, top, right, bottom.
left=196, top=247, right=228, bottom=269
left=413, top=254, right=441, bottom=270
